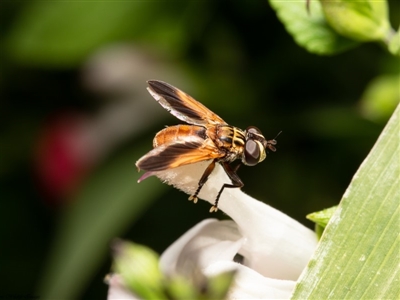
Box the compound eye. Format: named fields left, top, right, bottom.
left=246, top=126, right=262, bottom=135
left=244, top=140, right=265, bottom=166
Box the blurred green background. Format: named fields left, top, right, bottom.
left=0, top=1, right=398, bottom=299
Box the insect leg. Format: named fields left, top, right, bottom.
left=233, top=163, right=241, bottom=173
left=210, top=162, right=244, bottom=213
left=188, top=159, right=216, bottom=204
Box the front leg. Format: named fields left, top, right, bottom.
left=188, top=159, right=217, bottom=203
left=209, top=162, right=244, bottom=213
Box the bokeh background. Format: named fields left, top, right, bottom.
left=1, top=1, right=398, bottom=299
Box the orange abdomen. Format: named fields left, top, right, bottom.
left=153, top=125, right=207, bottom=147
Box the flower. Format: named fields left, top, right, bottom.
left=109, top=161, right=318, bottom=299
left=160, top=219, right=299, bottom=299
left=107, top=274, right=138, bottom=300
left=154, top=161, right=318, bottom=298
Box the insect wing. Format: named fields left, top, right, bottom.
left=147, top=80, right=226, bottom=126
left=136, top=140, right=222, bottom=171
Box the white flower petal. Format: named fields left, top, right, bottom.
left=224, top=189, right=318, bottom=280
left=193, top=239, right=243, bottom=269
left=150, top=160, right=214, bottom=198
left=107, top=274, right=138, bottom=300
left=204, top=261, right=295, bottom=300
left=154, top=162, right=318, bottom=280
left=160, top=219, right=217, bottom=275
left=160, top=219, right=243, bottom=276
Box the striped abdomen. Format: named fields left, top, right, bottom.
left=153, top=125, right=207, bottom=147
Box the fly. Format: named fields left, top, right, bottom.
left=136, top=80, right=277, bottom=212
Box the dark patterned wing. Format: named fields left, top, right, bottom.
left=147, top=80, right=226, bottom=126
left=136, top=140, right=222, bottom=171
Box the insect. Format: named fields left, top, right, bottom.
left=136, top=80, right=277, bottom=212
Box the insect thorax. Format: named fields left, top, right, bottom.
left=213, top=125, right=245, bottom=161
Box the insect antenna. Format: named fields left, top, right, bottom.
left=264, top=131, right=281, bottom=152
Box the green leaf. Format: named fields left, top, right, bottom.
left=359, top=73, right=400, bottom=123
left=38, top=145, right=166, bottom=299
left=307, top=206, right=338, bottom=239
left=307, top=206, right=338, bottom=229
left=388, top=27, right=400, bottom=56
left=319, top=0, right=392, bottom=42
left=269, top=0, right=358, bottom=55
left=292, top=104, right=400, bottom=299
